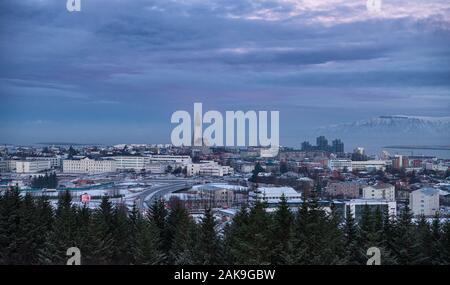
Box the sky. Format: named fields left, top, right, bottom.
left=0, top=0, right=449, bottom=148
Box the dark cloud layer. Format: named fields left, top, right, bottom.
left=0, top=0, right=449, bottom=146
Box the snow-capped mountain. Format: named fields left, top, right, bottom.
left=317, top=115, right=450, bottom=151
left=320, top=115, right=450, bottom=135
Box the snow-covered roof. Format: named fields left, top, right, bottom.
left=347, top=199, right=396, bottom=205
left=192, top=183, right=247, bottom=191
left=413, top=187, right=440, bottom=196
left=257, top=186, right=299, bottom=197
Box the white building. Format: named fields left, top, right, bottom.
left=328, top=159, right=352, bottom=172
left=344, top=199, right=397, bottom=219
left=149, top=155, right=192, bottom=165
left=113, top=156, right=147, bottom=171
left=410, top=188, right=440, bottom=217
left=26, top=156, right=63, bottom=168
left=8, top=160, right=17, bottom=172
left=63, top=158, right=117, bottom=174
left=249, top=186, right=302, bottom=205
left=187, top=161, right=233, bottom=177
left=111, top=155, right=191, bottom=172
left=0, top=160, right=18, bottom=172
left=362, top=183, right=395, bottom=201
left=0, top=160, right=8, bottom=172
left=146, top=163, right=167, bottom=174
left=425, top=162, right=449, bottom=172
left=351, top=160, right=387, bottom=172
left=15, top=160, right=51, bottom=173
left=239, top=164, right=255, bottom=173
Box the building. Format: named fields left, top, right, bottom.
left=0, top=160, right=8, bottom=172
left=362, top=183, right=395, bottom=201
left=249, top=186, right=302, bottom=205
left=112, top=155, right=192, bottom=172
left=164, top=183, right=248, bottom=210
left=331, top=139, right=344, bottom=153
left=63, top=158, right=117, bottom=174
left=15, top=160, right=51, bottom=173
left=344, top=199, right=397, bottom=221
left=26, top=156, right=63, bottom=168
left=260, top=147, right=279, bottom=158
left=393, top=155, right=409, bottom=170
left=409, top=188, right=440, bottom=217
left=301, top=141, right=312, bottom=151
left=149, top=155, right=192, bottom=165
left=325, top=181, right=361, bottom=199
left=351, top=160, right=387, bottom=172
left=113, top=156, right=147, bottom=171
left=145, top=163, right=167, bottom=174
left=192, top=184, right=247, bottom=209
left=353, top=147, right=365, bottom=156
left=187, top=161, right=233, bottom=177
left=239, top=163, right=255, bottom=173
left=328, top=159, right=352, bottom=172
left=316, top=136, right=328, bottom=150
left=425, top=162, right=449, bottom=172
left=0, top=160, right=18, bottom=172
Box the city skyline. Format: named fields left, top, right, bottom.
left=1, top=0, right=449, bottom=147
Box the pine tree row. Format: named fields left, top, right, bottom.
left=31, top=172, right=58, bottom=189
left=1, top=188, right=449, bottom=265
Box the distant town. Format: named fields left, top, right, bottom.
left=1, top=135, right=449, bottom=222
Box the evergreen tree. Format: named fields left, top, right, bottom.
left=111, top=203, right=132, bottom=264
left=68, top=146, right=77, bottom=159
left=250, top=162, right=264, bottom=183
left=166, top=199, right=195, bottom=264
left=292, top=190, right=310, bottom=264
left=224, top=201, right=272, bottom=265
left=293, top=186, right=340, bottom=264
left=196, top=208, right=223, bottom=265
left=342, top=207, right=362, bottom=265
left=85, top=196, right=115, bottom=264
left=429, top=214, right=444, bottom=264
left=415, top=215, right=432, bottom=264
left=34, top=195, right=54, bottom=253
left=381, top=206, right=398, bottom=265
left=223, top=204, right=251, bottom=264
left=325, top=202, right=346, bottom=264
left=39, top=191, right=78, bottom=265
left=392, top=205, right=422, bottom=265
left=441, top=216, right=450, bottom=264
left=15, top=194, right=41, bottom=264
left=147, top=198, right=169, bottom=260
left=0, top=188, right=23, bottom=264
left=245, top=200, right=272, bottom=264
left=270, top=194, right=294, bottom=264
left=129, top=203, right=161, bottom=265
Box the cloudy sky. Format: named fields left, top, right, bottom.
left=0, top=0, right=449, bottom=147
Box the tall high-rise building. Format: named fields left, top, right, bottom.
left=332, top=139, right=344, bottom=153
left=316, top=136, right=328, bottom=151
left=301, top=141, right=312, bottom=151
left=393, top=155, right=409, bottom=170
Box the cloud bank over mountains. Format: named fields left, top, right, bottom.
left=0, top=0, right=449, bottom=146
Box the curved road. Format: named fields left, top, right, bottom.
left=134, top=180, right=194, bottom=210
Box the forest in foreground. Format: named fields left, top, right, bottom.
left=0, top=188, right=449, bottom=265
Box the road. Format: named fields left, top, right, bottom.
left=133, top=180, right=194, bottom=210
